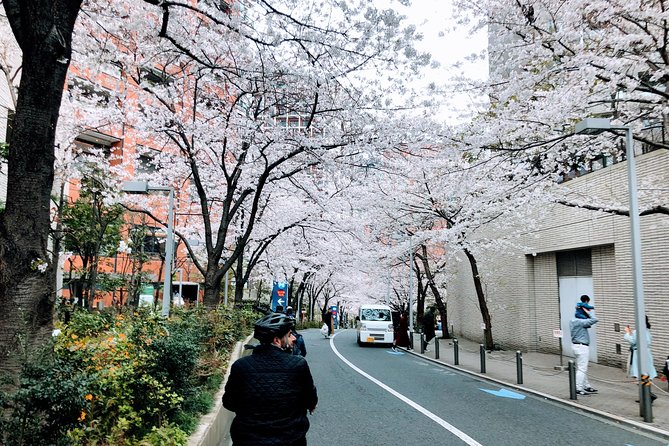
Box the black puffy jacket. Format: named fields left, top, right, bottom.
left=223, top=344, right=318, bottom=446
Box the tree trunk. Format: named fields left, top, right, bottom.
left=463, top=247, right=494, bottom=350
left=202, top=268, right=223, bottom=309
left=234, top=249, right=244, bottom=305
left=418, top=245, right=450, bottom=338
left=0, top=0, right=83, bottom=377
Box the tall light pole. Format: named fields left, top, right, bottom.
left=575, top=118, right=651, bottom=421
left=408, top=233, right=414, bottom=334
left=122, top=181, right=175, bottom=317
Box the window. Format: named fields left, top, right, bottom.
left=67, top=77, right=111, bottom=105
left=140, top=66, right=175, bottom=86
left=73, top=131, right=121, bottom=161
left=361, top=308, right=391, bottom=322
left=556, top=249, right=592, bottom=277
left=143, top=232, right=163, bottom=255
left=136, top=146, right=160, bottom=174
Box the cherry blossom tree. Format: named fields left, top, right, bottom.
left=451, top=0, right=669, bottom=182
left=65, top=0, right=435, bottom=308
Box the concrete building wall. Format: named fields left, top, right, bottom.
left=448, top=149, right=669, bottom=373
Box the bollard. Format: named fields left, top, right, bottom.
left=516, top=351, right=523, bottom=384
left=454, top=339, right=459, bottom=365
left=409, top=331, right=414, bottom=351
left=568, top=360, right=577, bottom=400
left=435, top=336, right=440, bottom=359
left=640, top=374, right=653, bottom=422
left=480, top=344, right=486, bottom=373
left=420, top=333, right=425, bottom=354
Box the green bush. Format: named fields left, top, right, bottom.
left=1, top=305, right=258, bottom=446
left=0, top=352, right=91, bottom=446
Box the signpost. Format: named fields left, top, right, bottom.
left=331, top=305, right=338, bottom=329
left=271, top=281, right=288, bottom=311
left=554, top=328, right=564, bottom=367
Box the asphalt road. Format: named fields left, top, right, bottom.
left=304, top=328, right=668, bottom=446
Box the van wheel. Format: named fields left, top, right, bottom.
left=357, top=336, right=362, bottom=346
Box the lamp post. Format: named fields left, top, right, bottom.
left=408, top=234, right=414, bottom=334
left=122, top=181, right=175, bottom=318
left=574, top=118, right=651, bottom=421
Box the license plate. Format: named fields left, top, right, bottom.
left=366, top=337, right=375, bottom=342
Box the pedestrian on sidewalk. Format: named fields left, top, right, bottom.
left=393, top=311, right=410, bottom=350
left=422, top=307, right=436, bottom=352
left=223, top=313, right=318, bottom=446
left=624, top=315, right=658, bottom=402
left=569, top=296, right=598, bottom=395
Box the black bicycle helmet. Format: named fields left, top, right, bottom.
left=254, top=312, right=295, bottom=343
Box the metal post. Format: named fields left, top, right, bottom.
left=568, top=360, right=577, bottom=400
left=621, top=126, right=652, bottom=422
left=420, top=333, right=425, bottom=354
left=516, top=351, right=523, bottom=384
left=435, top=335, right=440, bottom=359
left=408, top=235, right=414, bottom=334
left=224, top=269, right=229, bottom=306
left=641, top=375, right=652, bottom=419
left=480, top=344, right=486, bottom=373
left=575, top=121, right=652, bottom=421
left=454, top=339, right=459, bottom=365
left=161, top=188, right=174, bottom=317
left=409, top=331, right=414, bottom=351
left=177, top=268, right=183, bottom=306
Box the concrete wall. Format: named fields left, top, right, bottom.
left=188, top=335, right=253, bottom=446
left=448, top=149, right=669, bottom=373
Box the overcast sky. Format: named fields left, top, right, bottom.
left=385, top=0, right=489, bottom=122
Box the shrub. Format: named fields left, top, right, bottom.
left=0, top=350, right=91, bottom=446
left=2, top=305, right=258, bottom=446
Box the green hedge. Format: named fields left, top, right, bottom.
left=0, top=305, right=258, bottom=446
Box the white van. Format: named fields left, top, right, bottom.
left=356, top=304, right=394, bottom=346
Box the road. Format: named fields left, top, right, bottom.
left=305, top=328, right=667, bottom=446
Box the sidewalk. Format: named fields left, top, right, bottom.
left=405, top=336, right=669, bottom=439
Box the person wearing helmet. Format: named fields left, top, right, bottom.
left=223, top=313, right=318, bottom=446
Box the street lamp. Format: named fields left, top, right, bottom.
left=574, top=118, right=652, bottom=421
left=408, top=234, right=414, bottom=338
left=122, top=181, right=175, bottom=318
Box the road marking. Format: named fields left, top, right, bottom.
left=330, top=334, right=483, bottom=446
left=480, top=388, right=526, bottom=400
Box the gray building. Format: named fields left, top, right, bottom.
left=448, top=148, right=669, bottom=372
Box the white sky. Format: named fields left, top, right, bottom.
left=381, top=0, right=489, bottom=122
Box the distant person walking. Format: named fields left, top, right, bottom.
left=286, top=306, right=307, bottom=357
left=624, top=315, right=658, bottom=402
left=322, top=307, right=334, bottom=338
left=569, top=295, right=598, bottom=395
left=422, top=307, right=436, bottom=351
left=393, top=312, right=410, bottom=350
left=223, top=313, right=318, bottom=445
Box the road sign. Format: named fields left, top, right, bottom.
left=271, top=282, right=289, bottom=311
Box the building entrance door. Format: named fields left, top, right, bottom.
left=559, top=276, right=597, bottom=362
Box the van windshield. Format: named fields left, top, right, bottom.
left=361, top=308, right=391, bottom=322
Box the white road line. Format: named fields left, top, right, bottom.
left=329, top=334, right=483, bottom=446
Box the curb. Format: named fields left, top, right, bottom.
left=400, top=347, right=669, bottom=442
left=188, top=334, right=254, bottom=446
